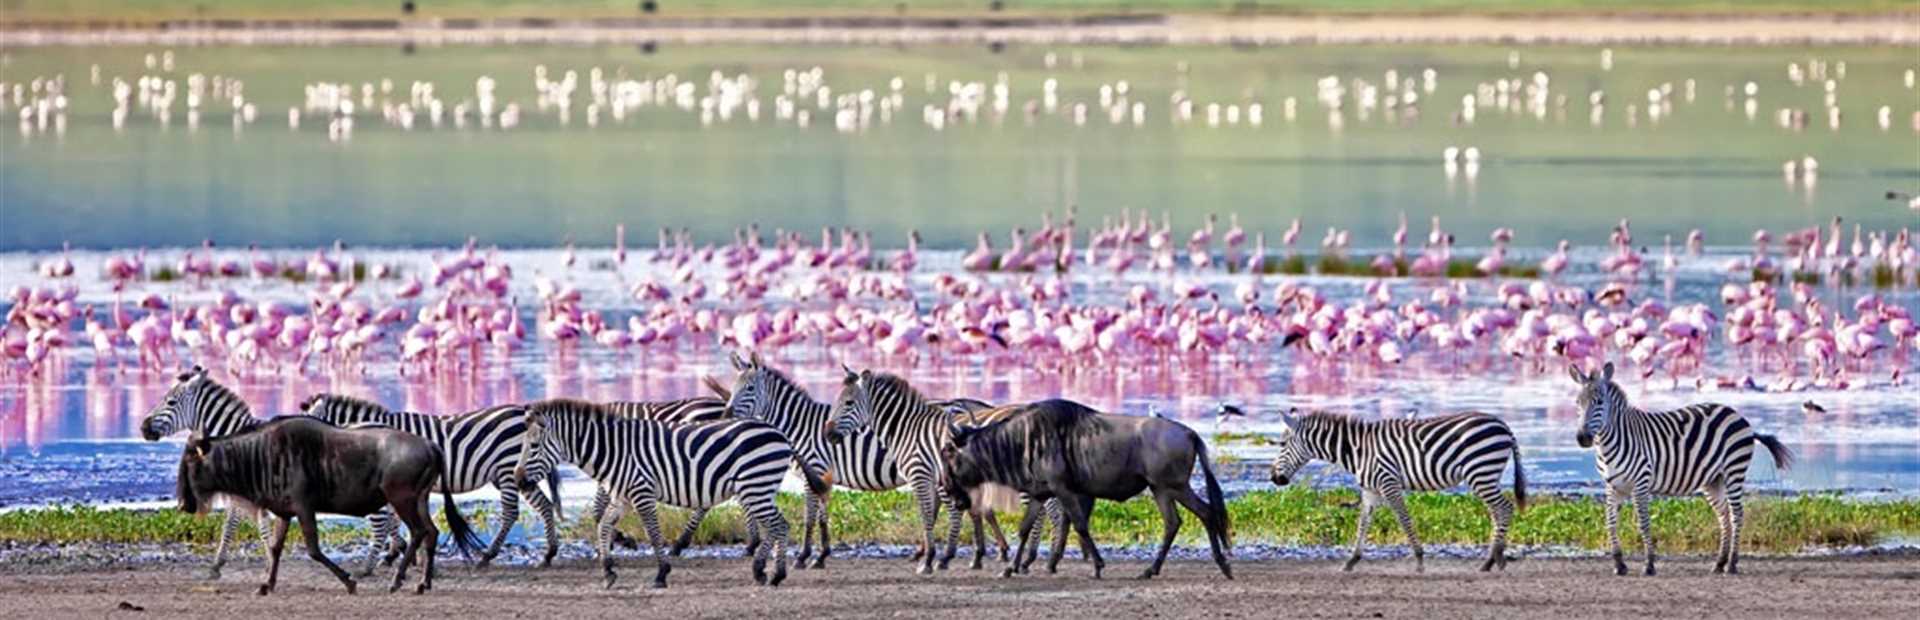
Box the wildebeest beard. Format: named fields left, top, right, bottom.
left=177, top=435, right=274, bottom=519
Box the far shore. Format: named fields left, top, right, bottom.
left=2, top=12, right=1915, bottom=47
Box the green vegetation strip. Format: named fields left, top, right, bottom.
left=6, top=490, right=1916, bottom=555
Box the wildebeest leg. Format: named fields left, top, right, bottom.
left=1058, top=493, right=1104, bottom=579
left=1002, top=501, right=1043, bottom=578
left=983, top=508, right=1011, bottom=564
left=967, top=511, right=990, bottom=570
left=388, top=495, right=434, bottom=594
left=1346, top=490, right=1378, bottom=572
left=669, top=507, right=710, bottom=557
left=1045, top=496, right=1083, bottom=575
left=1140, top=491, right=1182, bottom=579
left=1173, top=488, right=1233, bottom=578
left=632, top=496, right=672, bottom=589
left=478, top=475, right=525, bottom=568
left=257, top=516, right=290, bottom=596
left=297, top=510, right=356, bottom=594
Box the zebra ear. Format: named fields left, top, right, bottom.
left=298, top=395, right=316, bottom=412
left=1601, top=362, right=1615, bottom=382
left=730, top=351, right=749, bottom=371
left=176, top=370, right=194, bottom=383
left=192, top=364, right=205, bottom=375
left=749, top=351, right=764, bottom=367
left=1567, top=364, right=1587, bottom=384
left=842, top=364, right=857, bottom=382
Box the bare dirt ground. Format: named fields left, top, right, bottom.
left=2, top=553, right=1915, bottom=619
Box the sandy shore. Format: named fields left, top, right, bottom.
left=2, top=13, right=1914, bottom=46
left=2, top=553, right=1916, bottom=619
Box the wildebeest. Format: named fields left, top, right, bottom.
left=939, top=399, right=1232, bottom=580
left=176, top=416, right=483, bottom=595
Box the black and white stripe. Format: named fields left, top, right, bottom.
left=722, top=353, right=906, bottom=569
left=1267, top=407, right=1526, bottom=572
left=1570, top=362, right=1793, bottom=576
left=297, top=394, right=563, bottom=569
left=515, top=399, right=793, bottom=588
left=590, top=394, right=734, bottom=554
left=137, top=366, right=270, bottom=580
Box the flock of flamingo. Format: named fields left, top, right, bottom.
left=5, top=210, right=1915, bottom=396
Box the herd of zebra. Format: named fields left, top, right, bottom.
left=141, top=354, right=1794, bottom=592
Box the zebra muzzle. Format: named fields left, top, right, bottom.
left=1575, top=431, right=1593, bottom=448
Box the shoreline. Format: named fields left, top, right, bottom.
left=2, top=13, right=1915, bottom=47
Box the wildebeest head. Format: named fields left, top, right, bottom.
left=1568, top=362, right=1618, bottom=448
left=142, top=365, right=209, bottom=440
left=826, top=366, right=876, bottom=445
left=1268, top=409, right=1313, bottom=487
left=175, top=433, right=217, bottom=515
left=722, top=351, right=772, bottom=421
left=938, top=422, right=988, bottom=513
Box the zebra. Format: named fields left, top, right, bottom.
left=723, top=353, right=1009, bottom=570
left=826, top=367, right=1025, bottom=575
left=589, top=387, right=738, bottom=555
left=512, top=398, right=793, bottom=588
left=296, top=394, right=563, bottom=571
left=1569, top=362, right=1793, bottom=576
left=1264, top=406, right=1527, bottom=572
left=138, top=365, right=274, bottom=580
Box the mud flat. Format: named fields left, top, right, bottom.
left=1, top=552, right=1915, bottom=619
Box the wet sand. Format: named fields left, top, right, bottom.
left=3, top=12, right=1914, bottom=46
left=2, top=553, right=1915, bottom=619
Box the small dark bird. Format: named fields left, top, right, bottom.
left=1218, top=404, right=1247, bottom=417
left=1802, top=400, right=1827, bottom=415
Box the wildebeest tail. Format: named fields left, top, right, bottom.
left=1755, top=433, right=1795, bottom=470
left=1510, top=442, right=1528, bottom=512
left=433, top=446, right=484, bottom=559
left=1190, top=431, right=1231, bottom=549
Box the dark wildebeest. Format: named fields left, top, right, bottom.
left=939, top=399, right=1232, bottom=580
left=176, top=416, right=483, bottom=595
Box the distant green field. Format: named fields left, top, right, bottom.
left=1, top=1, right=1908, bottom=23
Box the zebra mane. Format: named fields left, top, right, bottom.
left=528, top=398, right=613, bottom=418
left=756, top=363, right=826, bottom=405
left=863, top=372, right=929, bottom=405
left=308, top=393, right=388, bottom=413
left=190, top=376, right=252, bottom=416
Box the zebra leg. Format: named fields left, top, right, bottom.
left=596, top=495, right=629, bottom=589
left=1704, top=482, right=1733, bottom=574
left=1345, top=490, right=1378, bottom=572
left=1726, top=488, right=1747, bottom=575
left=813, top=489, right=832, bottom=569
left=592, top=485, right=640, bottom=551
left=1046, top=497, right=1078, bottom=575
left=518, top=476, right=563, bottom=568
left=1003, top=502, right=1042, bottom=578
left=669, top=507, right=710, bottom=557
left=744, top=490, right=791, bottom=587
left=910, top=478, right=941, bottom=575
left=479, top=477, right=524, bottom=568
left=1476, top=477, right=1516, bottom=572
left=206, top=508, right=243, bottom=580
left=358, top=510, right=394, bottom=577
left=789, top=492, right=817, bottom=568
left=939, top=494, right=966, bottom=570
left=1631, top=481, right=1656, bottom=576
left=1379, top=488, right=1423, bottom=572
left=1604, top=486, right=1628, bottom=576
left=633, top=497, right=672, bottom=589
left=1140, top=491, right=1182, bottom=579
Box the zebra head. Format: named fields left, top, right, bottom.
left=514, top=402, right=568, bottom=488
left=1268, top=408, right=1313, bottom=487
left=1569, top=362, right=1620, bottom=448
left=723, top=351, right=774, bottom=421
left=141, top=365, right=211, bottom=440
left=827, top=365, right=875, bottom=445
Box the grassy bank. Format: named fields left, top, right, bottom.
left=2, top=1, right=1908, bottom=23
left=6, top=490, right=1916, bottom=555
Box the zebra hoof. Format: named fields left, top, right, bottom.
left=203, top=568, right=224, bottom=581
left=1644, top=565, right=1656, bottom=577
left=969, top=558, right=984, bottom=571
left=1000, top=567, right=1017, bottom=579
left=769, top=568, right=787, bottom=587
left=604, top=572, right=620, bottom=589
left=416, top=583, right=431, bottom=595
left=343, top=579, right=357, bottom=595
left=1135, top=569, right=1158, bottom=580
left=1613, top=562, right=1629, bottom=576
left=915, top=565, right=933, bottom=576
left=256, top=584, right=273, bottom=596
left=809, top=558, right=826, bottom=570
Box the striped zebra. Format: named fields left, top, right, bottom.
left=826, top=367, right=1021, bottom=575
left=512, top=399, right=793, bottom=588
left=137, top=366, right=272, bottom=580
left=591, top=388, right=737, bottom=555
left=1264, top=406, right=1527, bottom=572
left=296, top=394, right=562, bottom=570
left=1569, top=362, right=1793, bottom=576
left=723, top=353, right=1009, bottom=570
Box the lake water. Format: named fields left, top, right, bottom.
left=0, top=43, right=1916, bottom=508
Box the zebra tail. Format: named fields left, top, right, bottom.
left=1755, top=433, right=1795, bottom=471
left=435, top=447, right=484, bottom=560
left=1510, top=442, right=1528, bottom=512
left=1190, top=431, right=1232, bottom=548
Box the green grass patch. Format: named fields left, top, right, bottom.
left=11, top=491, right=1916, bottom=555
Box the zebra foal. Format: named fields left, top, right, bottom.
left=1261, top=406, right=1526, bottom=572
